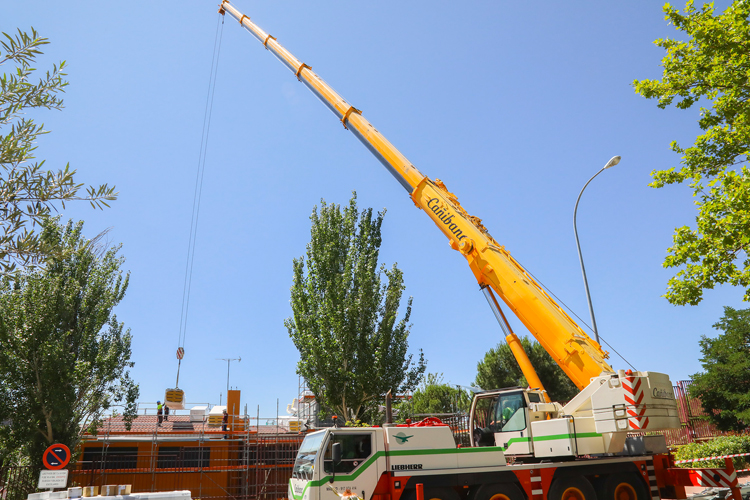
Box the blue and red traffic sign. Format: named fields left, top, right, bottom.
left=42, top=444, right=70, bottom=470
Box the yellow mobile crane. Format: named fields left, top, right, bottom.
left=218, top=2, right=680, bottom=459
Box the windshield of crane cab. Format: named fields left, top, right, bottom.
left=292, top=431, right=325, bottom=481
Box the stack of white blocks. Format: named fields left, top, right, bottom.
left=28, top=489, right=192, bottom=500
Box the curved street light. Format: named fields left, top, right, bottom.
left=573, top=155, right=621, bottom=345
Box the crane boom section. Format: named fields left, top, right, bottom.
left=221, top=2, right=425, bottom=192
left=221, top=2, right=614, bottom=389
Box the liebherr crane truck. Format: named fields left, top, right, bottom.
left=216, top=3, right=740, bottom=500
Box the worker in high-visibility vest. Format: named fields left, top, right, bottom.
left=157, top=400, right=164, bottom=426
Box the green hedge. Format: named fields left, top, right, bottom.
left=674, top=435, right=750, bottom=469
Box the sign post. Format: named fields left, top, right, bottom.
left=40, top=444, right=71, bottom=492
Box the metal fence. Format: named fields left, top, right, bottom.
left=412, top=413, right=472, bottom=448
left=656, top=380, right=721, bottom=447
left=0, top=466, right=39, bottom=500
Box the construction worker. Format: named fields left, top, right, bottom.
left=164, top=404, right=170, bottom=421
left=157, top=400, right=164, bottom=426
left=222, top=409, right=229, bottom=439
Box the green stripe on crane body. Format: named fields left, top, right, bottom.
left=288, top=432, right=605, bottom=500
left=498, top=431, right=603, bottom=450
left=288, top=447, right=505, bottom=500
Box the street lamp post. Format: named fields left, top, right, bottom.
left=573, top=155, right=621, bottom=345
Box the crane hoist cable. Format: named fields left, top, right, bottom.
left=174, top=12, right=225, bottom=389
left=521, top=263, right=637, bottom=371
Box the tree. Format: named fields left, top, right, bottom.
left=285, top=193, right=425, bottom=422
left=633, top=1, right=750, bottom=305
left=0, top=218, right=138, bottom=467
left=1, top=28, right=117, bottom=275
left=475, top=337, right=579, bottom=403
left=689, top=306, right=750, bottom=432
left=411, top=373, right=471, bottom=415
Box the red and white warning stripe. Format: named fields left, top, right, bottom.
left=646, top=459, right=659, bottom=500
left=675, top=452, right=750, bottom=464
left=530, top=468, right=543, bottom=500
left=623, top=375, right=649, bottom=430
left=686, top=468, right=737, bottom=488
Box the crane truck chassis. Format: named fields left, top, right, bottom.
left=289, top=421, right=740, bottom=500
left=215, top=3, right=742, bottom=500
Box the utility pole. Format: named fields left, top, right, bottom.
left=217, top=357, right=241, bottom=392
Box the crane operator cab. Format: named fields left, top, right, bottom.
left=470, top=387, right=560, bottom=457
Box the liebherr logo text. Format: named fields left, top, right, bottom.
left=426, top=198, right=467, bottom=241
left=392, top=464, right=423, bottom=471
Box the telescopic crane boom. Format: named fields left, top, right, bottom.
left=219, top=1, right=612, bottom=393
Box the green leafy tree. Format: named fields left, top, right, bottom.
left=475, top=337, right=579, bottom=403
left=689, top=306, right=750, bottom=431
left=411, top=373, right=471, bottom=415
left=1, top=29, right=117, bottom=275
left=0, top=218, right=138, bottom=467
left=633, top=1, right=750, bottom=305
left=285, top=193, right=425, bottom=422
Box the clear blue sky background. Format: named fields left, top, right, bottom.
left=1, top=1, right=743, bottom=418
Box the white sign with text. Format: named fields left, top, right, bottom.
left=38, top=470, right=69, bottom=489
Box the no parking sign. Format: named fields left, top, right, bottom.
left=42, top=443, right=70, bottom=470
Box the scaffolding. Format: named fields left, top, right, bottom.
left=72, top=404, right=305, bottom=500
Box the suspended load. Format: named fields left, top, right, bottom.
left=164, top=388, right=185, bottom=410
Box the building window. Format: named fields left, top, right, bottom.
left=157, top=447, right=210, bottom=469
left=81, top=447, right=138, bottom=470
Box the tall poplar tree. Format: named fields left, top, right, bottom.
left=285, top=193, right=425, bottom=422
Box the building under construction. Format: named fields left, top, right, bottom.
left=72, top=390, right=303, bottom=500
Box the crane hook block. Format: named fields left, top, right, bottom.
left=341, top=106, right=362, bottom=129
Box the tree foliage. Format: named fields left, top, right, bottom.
left=633, top=1, right=750, bottom=305
left=689, top=306, right=750, bottom=432
left=475, top=337, right=579, bottom=403
left=0, top=218, right=138, bottom=467
left=1, top=28, right=117, bottom=275
left=285, top=193, right=425, bottom=422
left=411, top=373, right=471, bottom=415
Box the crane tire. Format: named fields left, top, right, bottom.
left=422, top=487, right=461, bottom=500
left=601, top=473, right=649, bottom=500
left=472, top=483, right=524, bottom=500
left=548, top=476, right=597, bottom=500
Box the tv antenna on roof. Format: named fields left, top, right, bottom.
left=217, top=357, right=241, bottom=392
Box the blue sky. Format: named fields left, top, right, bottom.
left=1, top=1, right=743, bottom=418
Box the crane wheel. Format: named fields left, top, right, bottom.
left=422, top=487, right=461, bottom=500
left=600, top=473, right=648, bottom=500
left=472, top=483, right=524, bottom=500
left=548, top=476, right=597, bottom=500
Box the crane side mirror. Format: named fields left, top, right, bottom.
left=329, top=442, right=342, bottom=483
